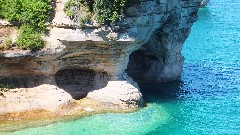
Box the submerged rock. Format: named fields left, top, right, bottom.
left=200, top=0, right=210, bottom=7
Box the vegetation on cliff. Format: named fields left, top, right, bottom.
left=0, top=0, right=136, bottom=50
left=64, top=0, right=128, bottom=24
left=0, top=0, right=52, bottom=50
left=16, top=25, right=44, bottom=50
left=64, top=0, right=94, bottom=24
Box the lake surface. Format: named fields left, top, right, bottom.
left=3, top=0, right=240, bottom=134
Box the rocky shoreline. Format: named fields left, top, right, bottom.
left=0, top=84, right=139, bottom=132
left=0, top=83, right=141, bottom=116
left=0, top=98, right=138, bottom=133
left=0, top=0, right=200, bottom=127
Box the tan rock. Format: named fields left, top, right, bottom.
left=87, top=81, right=143, bottom=109
left=0, top=84, right=72, bottom=114
left=0, top=0, right=200, bottom=115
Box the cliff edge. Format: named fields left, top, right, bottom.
left=0, top=0, right=200, bottom=116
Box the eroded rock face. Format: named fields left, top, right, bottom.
left=0, top=0, right=200, bottom=111
left=125, top=1, right=199, bottom=83
left=127, top=10, right=196, bottom=82
left=55, top=68, right=110, bottom=99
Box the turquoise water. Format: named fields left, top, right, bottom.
left=4, top=1, right=240, bottom=134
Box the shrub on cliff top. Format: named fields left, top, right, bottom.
left=64, top=0, right=93, bottom=24
left=4, top=35, right=12, bottom=49
left=16, top=25, right=44, bottom=50
left=0, top=0, right=52, bottom=31
left=0, top=0, right=52, bottom=50
left=94, top=0, right=127, bottom=24
left=64, top=0, right=128, bottom=24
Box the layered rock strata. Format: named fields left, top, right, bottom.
left=0, top=0, right=200, bottom=114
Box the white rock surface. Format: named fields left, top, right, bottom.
left=0, top=84, right=72, bottom=114
left=87, top=81, right=143, bottom=109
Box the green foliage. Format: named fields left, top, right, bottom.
left=0, top=0, right=52, bottom=50
left=5, top=36, right=12, bottom=48
left=16, top=25, right=44, bottom=50
left=64, top=0, right=93, bottom=24
left=64, top=0, right=76, bottom=17
left=94, top=0, right=127, bottom=24
left=64, top=0, right=128, bottom=24
left=0, top=0, right=8, bottom=18
left=78, top=1, right=93, bottom=24
left=79, top=13, right=92, bottom=24
left=0, top=36, right=12, bottom=50
left=1, top=0, right=52, bottom=31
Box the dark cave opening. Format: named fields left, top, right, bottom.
left=126, top=49, right=164, bottom=83
left=55, top=68, right=110, bottom=99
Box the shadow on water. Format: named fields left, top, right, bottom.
left=137, top=80, right=194, bottom=135
left=138, top=80, right=187, bottom=103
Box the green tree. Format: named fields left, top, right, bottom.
left=64, top=0, right=128, bottom=24
left=0, top=0, right=52, bottom=50
left=94, top=0, right=127, bottom=24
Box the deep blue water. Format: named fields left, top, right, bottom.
left=3, top=0, right=240, bottom=134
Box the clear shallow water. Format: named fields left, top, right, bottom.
left=3, top=0, right=240, bottom=135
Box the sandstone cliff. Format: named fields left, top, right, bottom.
left=0, top=0, right=200, bottom=115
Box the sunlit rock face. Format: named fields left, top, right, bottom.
left=126, top=1, right=199, bottom=83
left=0, top=0, right=199, bottom=109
